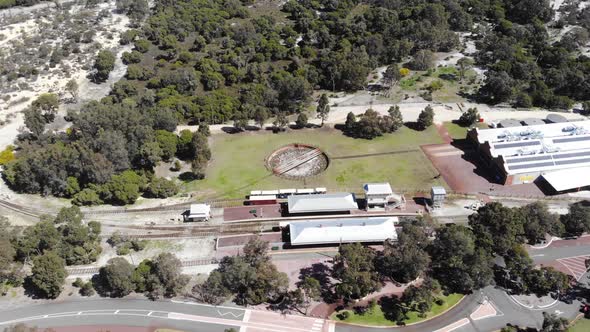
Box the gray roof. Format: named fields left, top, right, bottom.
left=287, top=193, right=357, bottom=214
left=289, top=217, right=398, bottom=245
left=521, top=118, right=546, bottom=126
left=431, top=186, right=447, bottom=195
left=499, top=119, right=522, bottom=128
left=546, top=114, right=568, bottom=123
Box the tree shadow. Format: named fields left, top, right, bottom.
left=91, top=273, right=110, bottom=298
left=404, top=121, right=425, bottom=131
left=178, top=172, right=204, bottom=182
left=23, top=276, right=47, bottom=299
left=379, top=295, right=407, bottom=323
left=298, top=262, right=336, bottom=303
left=221, top=126, right=241, bottom=134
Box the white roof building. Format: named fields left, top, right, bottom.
left=187, top=204, right=211, bottom=221
left=363, top=183, right=401, bottom=206
left=364, top=183, right=393, bottom=196
left=542, top=167, right=590, bottom=192
left=287, top=193, right=357, bottom=214
left=468, top=120, right=590, bottom=188
left=289, top=217, right=398, bottom=246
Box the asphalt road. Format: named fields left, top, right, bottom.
left=0, top=299, right=244, bottom=332
left=1, top=237, right=589, bottom=332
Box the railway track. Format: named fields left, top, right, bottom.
left=101, top=220, right=278, bottom=231
left=0, top=199, right=41, bottom=218
left=83, top=198, right=246, bottom=215
left=66, top=258, right=219, bottom=275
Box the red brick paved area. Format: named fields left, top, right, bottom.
left=247, top=310, right=327, bottom=332
left=436, top=124, right=453, bottom=144
left=224, top=204, right=282, bottom=221
left=542, top=255, right=590, bottom=281
left=50, top=326, right=153, bottom=332
left=548, top=235, right=590, bottom=248
left=556, top=255, right=590, bottom=281
left=422, top=143, right=544, bottom=196
left=217, top=233, right=283, bottom=247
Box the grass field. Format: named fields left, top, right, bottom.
left=331, top=293, right=463, bottom=327
left=443, top=121, right=487, bottom=140
left=183, top=126, right=446, bottom=199
left=569, top=317, right=590, bottom=332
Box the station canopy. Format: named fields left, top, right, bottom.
left=287, top=193, right=357, bottom=214
left=289, top=217, right=398, bottom=246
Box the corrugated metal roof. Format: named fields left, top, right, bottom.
left=189, top=204, right=210, bottom=216
left=431, top=186, right=446, bottom=195
left=288, top=193, right=357, bottom=213
left=363, top=183, right=393, bottom=196
left=289, top=217, right=398, bottom=245
left=542, top=167, right=590, bottom=191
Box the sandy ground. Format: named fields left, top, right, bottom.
left=0, top=0, right=133, bottom=152
left=0, top=1, right=137, bottom=222
left=177, top=98, right=587, bottom=135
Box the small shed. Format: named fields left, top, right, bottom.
left=363, top=183, right=401, bottom=208
left=430, top=186, right=447, bottom=208
left=185, top=204, right=211, bottom=222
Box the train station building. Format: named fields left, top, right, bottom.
left=287, top=193, right=358, bottom=214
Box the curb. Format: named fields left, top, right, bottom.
left=331, top=294, right=466, bottom=329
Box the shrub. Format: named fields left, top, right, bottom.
left=0, top=146, right=15, bottom=165
left=80, top=282, right=95, bottom=296
left=337, top=311, right=350, bottom=320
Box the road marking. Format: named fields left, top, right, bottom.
left=217, top=310, right=244, bottom=318
left=114, top=310, right=119, bottom=314
left=169, top=312, right=306, bottom=332
left=531, top=254, right=545, bottom=257
left=147, top=311, right=153, bottom=316
left=242, top=310, right=251, bottom=323
left=171, top=299, right=246, bottom=312
left=555, top=310, right=563, bottom=315
left=557, top=255, right=590, bottom=281
left=328, top=322, right=335, bottom=332
left=433, top=318, right=470, bottom=332
left=239, top=326, right=247, bottom=332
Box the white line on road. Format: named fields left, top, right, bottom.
left=171, top=299, right=246, bottom=311
left=328, top=322, right=335, bottom=332
left=434, top=318, right=470, bottom=332
left=114, top=310, right=119, bottom=314
left=242, top=310, right=251, bottom=323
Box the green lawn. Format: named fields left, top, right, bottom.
left=331, top=293, right=464, bottom=327
left=183, top=127, right=446, bottom=199
left=443, top=121, right=487, bottom=140
left=569, top=318, right=590, bottom=332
